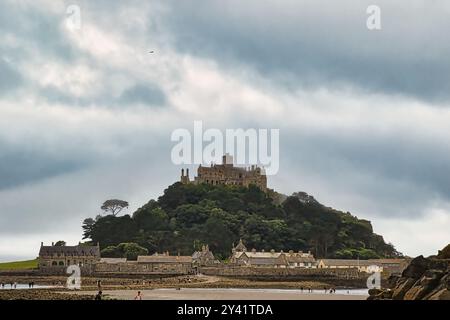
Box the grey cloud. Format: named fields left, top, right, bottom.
left=39, top=81, right=167, bottom=108
left=0, top=140, right=90, bottom=191
left=278, top=126, right=450, bottom=219
left=118, top=83, right=167, bottom=107
left=0, top=1, right=77, bottom=63
left=162, top=0, right=450, bottom=103
left=0, top=60, right=23, bottom=93
left=0, top=0, right=449, bottom=260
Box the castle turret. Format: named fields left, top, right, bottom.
left=223, top=153, right=233, bottom=167
left=180, top=168, right=190, bottom=184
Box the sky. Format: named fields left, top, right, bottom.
left=1, top=0, right=449, bottom=261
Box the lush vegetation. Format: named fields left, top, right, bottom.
left=82, top=182, right=401, bottom=260
left=0, top=259, right=38, bottom=270
left=101, top=242, right=148, bottom=260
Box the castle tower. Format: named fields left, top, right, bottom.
left=223, top=153, right=233, bottom=167
left=180, top=168, right=190, bottom=184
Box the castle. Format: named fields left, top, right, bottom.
left=180, top=154, right=267, bottom=191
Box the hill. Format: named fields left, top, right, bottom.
left=82, top=182, right=401, bottom=259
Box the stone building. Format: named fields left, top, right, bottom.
left=136, top=253, right=193, bottom=274
left=229, top=240, right=316, bottom=268
left=316, top=258, right=408, bottom=274
left=181, top=154, right=267, bottom=192
left=192, top=245, right=217, bottom=266
left=38, top=242, right=100, bottom=268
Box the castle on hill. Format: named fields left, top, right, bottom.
left=180, top=154, right=267, bottom=191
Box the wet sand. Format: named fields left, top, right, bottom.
left=74, top=288, right=368, bottom=300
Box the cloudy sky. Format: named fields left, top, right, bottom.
left=1, top=0, right=449, bottom=261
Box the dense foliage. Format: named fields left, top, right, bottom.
left=101, top=243, right=148, bottom=260
left=82, top=182, right=400, bottom=259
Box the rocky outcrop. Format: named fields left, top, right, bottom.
left=369, top=245, right=450, bottom=300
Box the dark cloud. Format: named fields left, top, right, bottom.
left=0, top=1, right=77, bottom=62
left=118, top=83, right=167, bottom=107
left=278, top=125, right=450, bottom=219
left=0, top=0, right=449, bottom=259
left=0, top=60, right=23, bottom=93
left=0, top=141, right=90, bottom=190
left=39, top=82, right=167, bottom=108
left=162, top=0, right=450, bottom=103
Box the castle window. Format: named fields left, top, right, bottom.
left=58, top=261, right=64, bottom=266
left=52, top=261, right=58, bottom=266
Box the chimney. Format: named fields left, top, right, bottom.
left=51, top=242, right=54, bottom=246
left=181, top=168, right=184, bottom=177
left=186, top=168, right=189, bottom=177
left=41, top=242, right=43, bottom=247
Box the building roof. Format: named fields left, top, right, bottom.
left=244, top=252, right=283, bottom=258
left=99, top=258, right=127, bottom=264
left=137, top=255, right=192, bottom=264
left=319, top=259, right=374, bottom=266
left=286, top=255, right=316, bottom=263
left=368, top=259, right=406, bottom=265
left=192, top=251, right=215, bottom=260
left=39, top=245, right=100, bottom=257
left=233, top=239, right=247, bottom=252
left=248, top=257, right=285, bottom=265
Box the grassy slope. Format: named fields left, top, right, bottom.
left=0, top=259, right=38, bottom=270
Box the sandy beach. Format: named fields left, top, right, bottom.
left=73, top=288, right=368, bottom=300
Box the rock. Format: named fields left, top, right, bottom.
left=368, top=289, right=393, bottom=300
left=437, top=244, right=450, bottom=259
left=368, top=288, right=382, bottom=296
left=401, top=256, right=430, bottom=279
left=386, top=275, right=400, bottom=289
left=392, top=278, right=416, bottom=300
left=372, top=245, right=450, bottom=300
left=404, top=269, right=445, bottom=300
left=423, top=273, right=450, bottom=300
left=427, top=288, right=450, bottom=300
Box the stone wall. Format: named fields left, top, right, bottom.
left=39, top=265, right=95, bottom=276
left=37, top=261, right=194, bottom=276
left=198, top=265, right=391, bottom=287
left=199, top=265, right=370, bottom=280
left=94, top=262, right=193, bottom=275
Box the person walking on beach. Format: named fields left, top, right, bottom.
left=94, top=291, right=103, bottom=300
left=135, top=291, right=142, bottom=300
